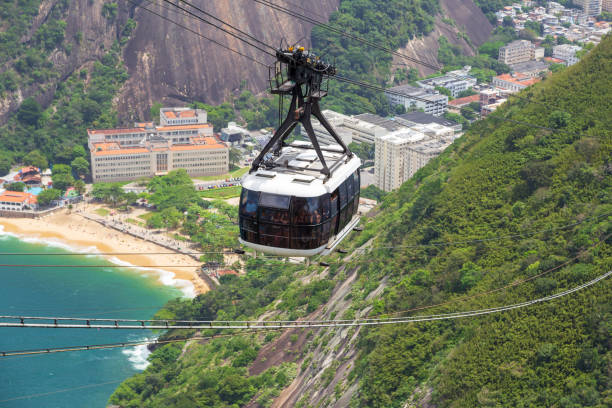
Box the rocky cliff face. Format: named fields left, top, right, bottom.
left=393, top=0, right=493, bottom=76
left=1, top=0, right=492, bottom=126
left=117, top=0, right=341, bottom=122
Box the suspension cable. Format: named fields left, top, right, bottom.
left=1, top=269, right=608, bottom=330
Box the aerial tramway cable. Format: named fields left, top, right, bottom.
left=1, top=268, right=609, bottom=330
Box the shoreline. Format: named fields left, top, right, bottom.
left=0, top=209, right=209, bottom=297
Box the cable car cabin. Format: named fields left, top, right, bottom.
left=239, top=142, right=362, bottom=257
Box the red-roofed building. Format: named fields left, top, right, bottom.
left=0, top=191, right=37, bottom=212
left=448, top=94, right=480, bottom=109
left=89, top=106, right=229, bottom=182
left=14, top=166, right=42, bottom=185
left=492, top=73, right=541, bottom=92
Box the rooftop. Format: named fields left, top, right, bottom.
left=0, top=191, right=37, bottom=204
left=353, top=113, right=406, bottom=132
left=494, top=73, right=541, bottom=87
left=448, top=94, right=480, bottom=107
left=396, top=112, right=460, bottom=128
left=509, top=60, right=550, bottom=73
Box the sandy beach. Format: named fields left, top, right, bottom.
left=0, top=208, right=209, bottom=296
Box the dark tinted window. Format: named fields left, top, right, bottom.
left=292, top=196, right=322, bottom=225
left=291, top=225, right=322, bottom=250
left=240, top=189, right=259, bottom=218
left=259, top=223, right=289, bottom=248
left=260, top=207, right=289, bottom=224
left=354, top=170, right=360, bottom=195
left=239, top=217, right=258, bottom=243
left=320, top=194, right=331, bottom=220
left=260, top=193, right=290, bottom=209
left=330, top=190, right=339, bottom=217
left=346, top=174, right=354, bottom=199
left=339, top=181, right=347, bottom=208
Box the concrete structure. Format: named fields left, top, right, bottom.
left=395, top=112, right=462, bottom=133
left=604, top=0, right=612, bottom=12
left=374, top=126, right=453, bottom=192
left=416, top=67, right=477, bottom=98
left=385, top=85, right=448, bottom=116
left=492, top=73, right=541, bottom=92
left=0, top=191, right=37, bottom=212
left=498, top=40, right=536, bottom=65
left=575, top=0, right=602, bottom=16
left=509, top=60, right=550, bottom=77
left=221, top=122, right=249, bottom=144
left=553, top=44, right=583, bottom=65
left=303, top=110, right=391, bottom=145
left=448, top=94, right=480, bottom=112
left=89, top=108, right=228, bottom=182
left=160, top=107, right=207, bottom=126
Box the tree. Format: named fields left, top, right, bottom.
left=0, top=156, right=11, bottom=176
left=502, top=16, right=515, bottom=28
left=150, top=102, right=163, bottom=124
left=17, top=98, right=43, bottom=127
left=52, top=172, right=75, bottom=191
left=71, top=145, right=87, bottom=160
left=229, top=148, right=242, bottom=170
left=6, top=182, right=25, bottom=192
left=23, top=150, right=48, bottom=170
left=37, top=188, right=62, bottom=206
left=549, top=110, right=571, bottom=129
left=70, top=157, right=90, bottom=178
left=74, top=179, right=86, bottom=196
left=52, top=164, right=72, bottom=175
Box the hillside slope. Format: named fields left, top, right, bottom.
left=108, top=35, right=611, bottom=408
left=393, top=0, right=493, bottom=76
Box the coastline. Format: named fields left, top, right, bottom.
left=0, top=209, right=209, bottom=297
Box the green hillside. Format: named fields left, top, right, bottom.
left=108, top=35, right=611, bottom=408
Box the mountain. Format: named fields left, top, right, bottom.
left=393, top=0, right=493, bottom=76
left=108, top=33, right=612, bottom=408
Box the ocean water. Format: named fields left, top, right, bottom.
left=0, top=233, right=183, bottom=407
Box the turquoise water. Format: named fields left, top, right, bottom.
left=26, top=187, right=42, bottom=196
left=0, top=233, right=182, bottom=407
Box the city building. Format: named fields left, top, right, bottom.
left=509, top=60, right=550, bottom=77
left=395, top=112, right=462, bottom=133
left=302, top=110, right=394, bottom=145
left=553, top=44, right=583, bottom=65
left=448, top=94, right=480, bottom=112
left=221, top=122, right=249, bottom=144
left=492, top=73, right=541, bottom=92
left=13, top=166, right=41, bottom=186
left=498, top=40, right=537, bottom=65
left=416, top=67, right=477, bottom=98
left=374, top=126, right=453, bottom=192
left=89, top=107, right=228, bottom=182
left=385, top=85, right=448, bottom=116
left=604, top=0, right=612, bottom=12
left=0, top=191, right=37, bottom=212
left=574, top=0, right=602, bottom=16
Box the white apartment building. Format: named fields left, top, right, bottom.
left=159, top=107, right=207, bottom=126
left=553, top=44, right=583, bottom=65
left=498, top=40, right=536, bottom=65
left=0, top=191, right=38, bottom=212
left=385, top=85, right=448, bottom=116
left=374, top=125, right=453, bottom=192
left=416, top=67, right=477, bottom=98
left=604, top=0, right=612, bottom=12
left=302, top=110, right=390, bottom=145
left=575, top=0, right=602, bottom=16
left=89, top=108, right=228, bottom=182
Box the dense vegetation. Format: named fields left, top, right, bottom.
left=0, top=3, right=135, bottom=174
left=110, top=35, right=611, bottom=407
left=344, top=34, right=612, bottom=407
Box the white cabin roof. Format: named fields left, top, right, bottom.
left=241, top=143, right=361, bottom=198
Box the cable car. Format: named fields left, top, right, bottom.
left=238, top=46, right=362, bottom=256
left=239, top=142, right=361, bottom=256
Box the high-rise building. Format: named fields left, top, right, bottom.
left=498, top=40, right=537, bottom=65
left=602, top=0, right=612, bottom=12
left=374, top=125, right=454, bottom=192
left=385, top=85, right=448, bottom=116
left=575, top=0, right=602, bottom=16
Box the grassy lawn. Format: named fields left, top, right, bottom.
left=195, top=167, right=249, bottom=182
left=198, top=186, right=242, bottom=199
left=137, top=212, right=154, bottom=221
left=125, top=218, right=145, bottom=227
left=94, top=208, right=110, bottom=216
